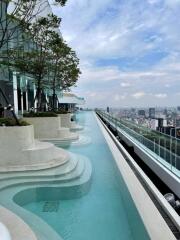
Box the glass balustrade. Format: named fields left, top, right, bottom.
left=97, top=110, right=180, bottom=178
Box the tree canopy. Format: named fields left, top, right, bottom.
left=0, top=0, right=67, bottom=49
left=0, top=0, right=80, bottom=112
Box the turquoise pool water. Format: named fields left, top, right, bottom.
left=24, top=111, right=150, bottom=240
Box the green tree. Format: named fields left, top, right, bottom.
left=0, top=0, right=67, bottom=50
left=48, top=34, right=81, bottom=110
left=6, top=14, right=62, bottom=110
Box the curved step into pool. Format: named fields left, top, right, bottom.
left=13, top=158, right=92, bottom=205
left=0, top=156, right=92, bottom=240
left=53, top=134, right=92, bottom=148
left=0, top=153, right=90, bottom=191
left=70, top=123, right=84, bottom=131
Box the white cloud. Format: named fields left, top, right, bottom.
left=154, top=93, right=167, bottom=98
left=132, top=92, right=146, bottom=99
left=165, top=0, right=180, bottom=8
left=53, top=0, right=180, bottom=107
left=120, top=82, right=131, bottom=88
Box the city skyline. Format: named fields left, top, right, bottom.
left=53, top=0, right=180, bottom=108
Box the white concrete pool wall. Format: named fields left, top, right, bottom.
left=23, top=116, right=78, bottom=140
left=59, top=113, right=73, bottom=128
left=95, top=113, right=177, bottom=240
left=59, top=113, right=83, bottom=131
left=0, top=113, right=89, bottom=239
left=0, top=124, right=70, bottom=171
left=0, top=206, right=37, bottom=240
left=0, top=152, right=92, bottom=240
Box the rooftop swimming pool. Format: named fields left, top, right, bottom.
left=22, top=111, right=149, bottom=240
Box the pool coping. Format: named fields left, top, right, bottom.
left=95, top=112, right=176, bottom=240
left=101, top=113, right=180, bottom=199
left=97, top=112, right=180, bottom=232
left=0, top=206, right=37, bottom=240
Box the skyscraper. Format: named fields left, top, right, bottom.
left=149, top=108, right=155, bottom=118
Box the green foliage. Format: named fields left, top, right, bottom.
left=0, top=118, right=29, bottom=126
left=0, top=0, right=37, bottom=49
left=23, top=112, right=58, bottom=117
left=47, top=33, right=81, bottom=109
left=55, top=109, right=69, bottom=114
left=54, top=0, right=67, bottom=6
left=0, top=0, right=81, bottom=112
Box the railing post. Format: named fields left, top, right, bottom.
left=164, top=138, right=166, bottom=161
left=175, top=138, right=177, bottom=169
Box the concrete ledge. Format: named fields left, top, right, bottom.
left=0, top=125, right=70, bottom=172
left=96, top=113, right=176, bottom=240
left=58, top=114, right=72, bottom=128
left=0, top=155, right=92, bottom=240
left=0, top=125, right=35, bottom=167
left=24, top=117, right=78, bottom=141
left=0, top=206, right=37, bottom=240
left=58, top=113, right=83, bottom=130
left=24, top=117, right=61, bottom=139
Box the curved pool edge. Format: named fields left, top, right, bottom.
left=0, top=154, right=92, bottom=240
left=95, top=112, right=176, bottom=240
left=0, top=205, right=37, bottom=240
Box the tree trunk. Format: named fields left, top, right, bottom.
left=36, top=87, right=42, bottom=111
left=52, top=77, right=57, bottom=111
left=52, top=89, right=56, bottom=111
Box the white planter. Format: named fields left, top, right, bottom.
left=24, top=116, right=78, bottom=140
left=0, top=125, right=34, bottom=167
left=58, top=113, right=72, bottom=128
left=0, top=124, right=69, bottom=171
left=24, top=117, right=61, bottom=139
left=58, top=114, right=83, bottom=131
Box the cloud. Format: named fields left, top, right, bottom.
left=132, top=92, right=146, bottom=99
left=53, top=0, right=180, bottom=107
left=120, top=82, right=131, bottom=88
left=154, top=93, right=167, bottom=98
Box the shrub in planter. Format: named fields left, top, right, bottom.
left=54, top=109, right=69, bottom=114
left=0, top=118, right=29, bottom=126
left=23, top=112, right=58, bottom=118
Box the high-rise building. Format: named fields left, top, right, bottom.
left=149, top=108, right=155, bottom=118
left=138, top=109, right=145, bottom=117
left=177, top=106, right=180, bottom=112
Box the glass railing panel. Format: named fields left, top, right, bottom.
left=97, top=111, right=180, bottom=178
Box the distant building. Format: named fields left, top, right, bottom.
left=175, top=119, right=180, bottom=127
left=158, top=118, right=164, bottom=128
left=149, top=108, right=155, bottom=118
left=158, top=126, right=180, bottom=138
left=163, top=108, right=168, bottom=117
left=150, top=118, right=167, bottom=130
left=107, top=107, right=110, bottom=113
left=149, top=119, right=158, bottom=130
left=138, top=110, right=145, bottom=117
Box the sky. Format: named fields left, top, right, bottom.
left=52, top=0, right=180, bottom=108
